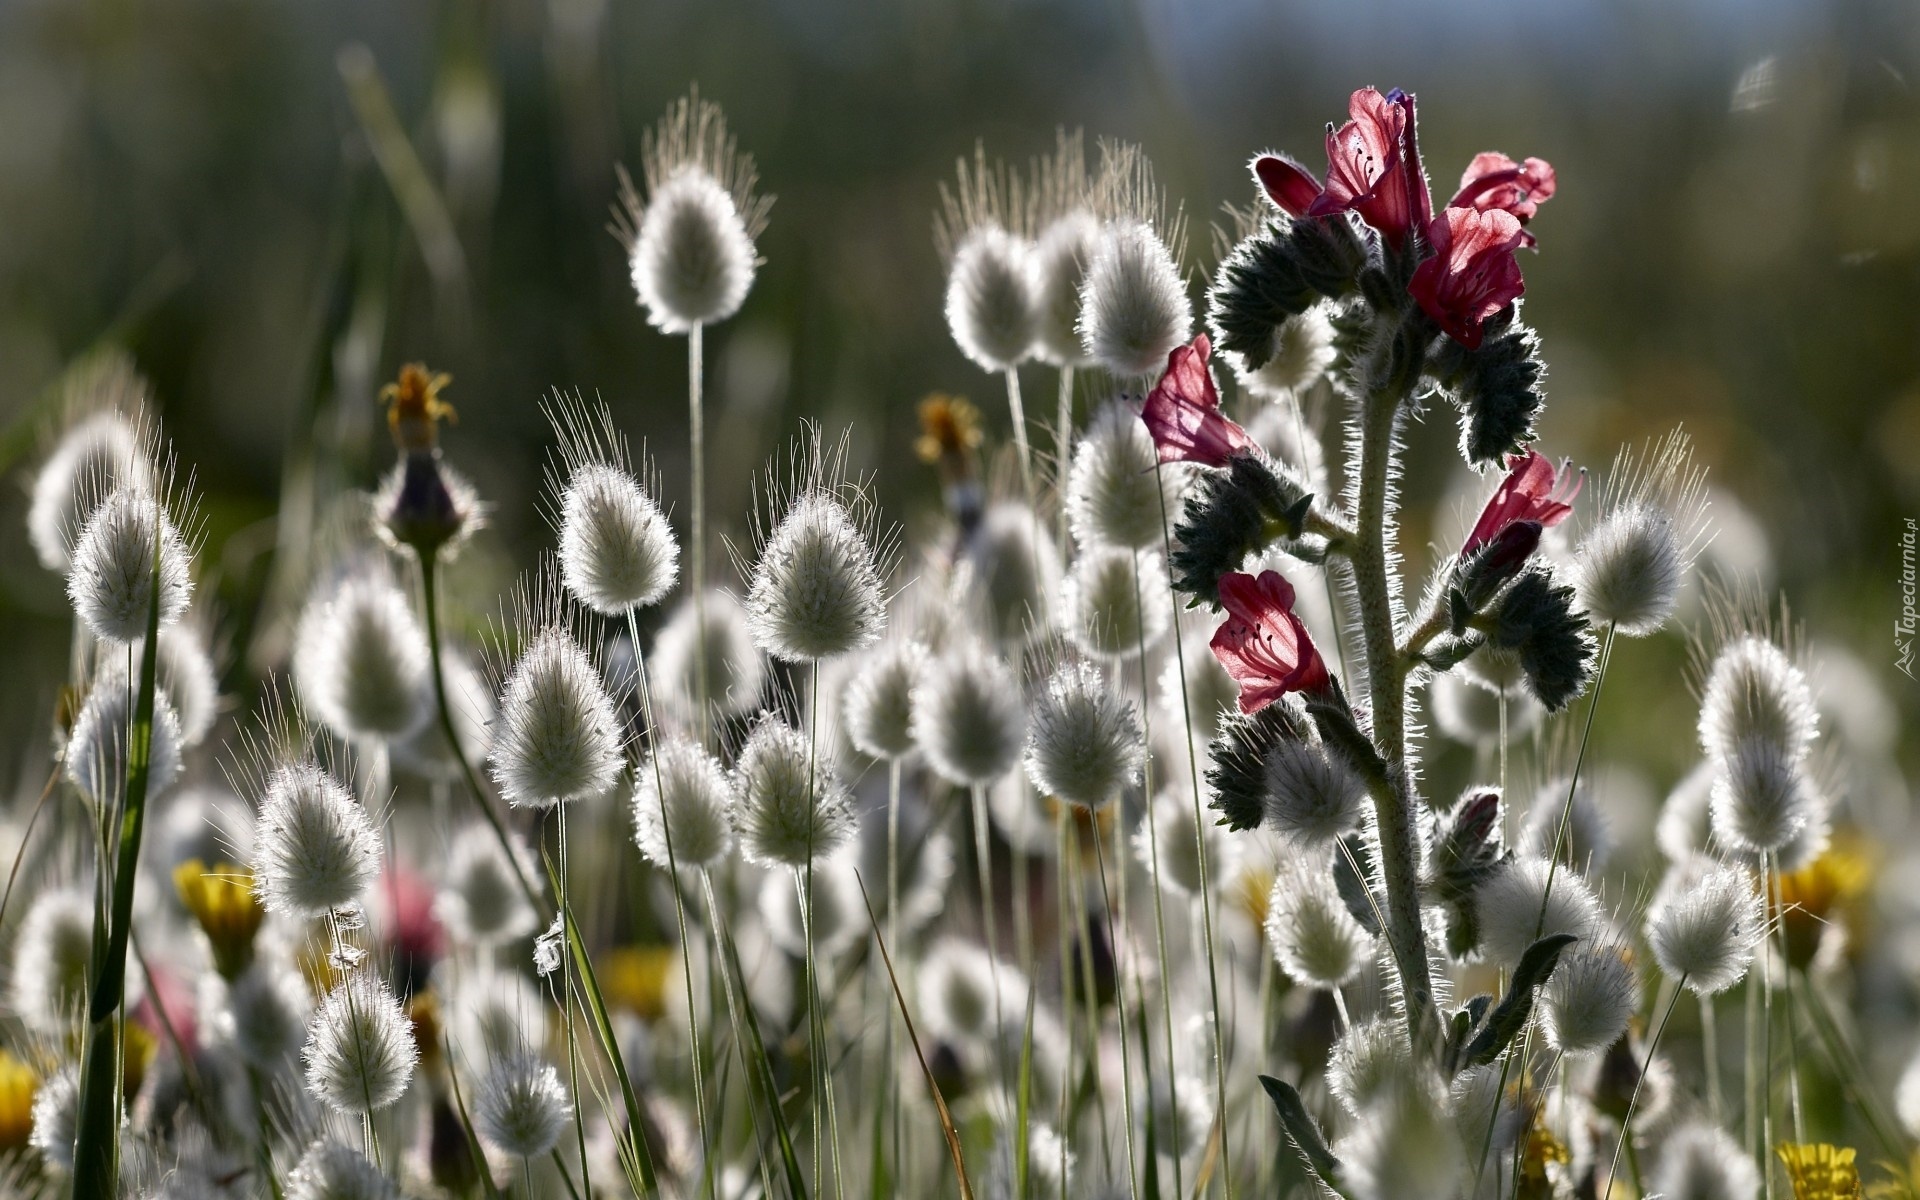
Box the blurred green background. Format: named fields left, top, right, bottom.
left=0, top=0, right=1914, bottom=792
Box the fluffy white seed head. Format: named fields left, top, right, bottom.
left=491, top=626, right=623, bottom=809
left=1698, top=635, right=1818, bottom=765
left=1023, top=661, right=1143, bottom=810
left=1653, top=1122, right=1761, bottom=1200
left=1429, top=669, right=1541, bottom=749
left=1474, top=856, right=1604, bottom=967
left=746, top=491, right=888, bottom=663
left=11, top=888, right=97, bottom=1035
left=633, top=737, right=736, bottom=869
left=29, top=1064, right=80, bottom=1174
left=1065, top=401, right=1182, bottom=551
left=1338, top=1077, right=1465, bottom=1200
left=67, top=485, right=192, bottom=643
left=1134, top=791, right=1232, bottom=897
left=303, top=974, right=418, bottom=1115
left=1032, top=211, right=1100, bottom=366
left=1225, top=306, right=1336, bottom=398
left=615, top=91, right=768, bottom=333
left=1326, top=1017, right=1413, bottom=1118
left=558, top=463, right=679, bottom=615
left=1061, top=546, right=1170, bottom=661
left=151, top=625, right=219, bottom=747
left=734, top=717, right=856, bottom=867
left=285, top=1138, right=398, bottom=1200
left=1265, top=854, right=1370, bottom=989
left=841, top=639, right=928, bottom=761
left=65, top=655, right=184, bottom=805
left=1262, top=737, right=1366, bottom=848
left=294, top=568, right=431, bottom=743
left=1657, top=761, right=1716, bottom=863
left=1646, top=859, right=1760, bottom=994
left=213, top=959, right=313, bottom=1072
left=1160, top=628, right=1238, bottom=747
left=476, top=1046, right=573, bottom=1159
left=445, top=964, right=550, bottom=1066
left=1897, top=1048, right=1920, bottom=1140
left=436, top=825, right=539, bottom=946
left=1708, top=735, right=1822, bottom=855
left=1519, top=776, right=1614, bottom=875
left=1575, top=428, right=1709, bottom=639
left=1078, top=219, right=1191, bottom=377
left=649, top=589, right=766, bottom=723
left=1540, top=942, right=1638, bottom=1056
left=1573, top=501, right=1683, bottom=637
left=917, top=938, right=1022, bottom=1044
left=944, top=225, right=1039, bottom=372
left=252, top=762, right=382, bottom=917
left=957, top=503, right=1062, bottom=645
left=29, top=405, right=153, bottom=574
left=912, top=648, right=1027, bottom=787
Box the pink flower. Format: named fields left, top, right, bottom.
left=1305, top=88, right=1432, bottom=249
left=1461, top=449, right=1582, bottom=557
left=377, top=863, right=446, bottom=966
left=1141, top=334, right=1254, bottom=467
left=1252, top=153, right=1324, bottom=218
left=1450, top=153, right=1557, bottom=244
left=133, top=963, right=199, bottom=1056
left=1408, top=206, right=1527, bottom=349
left=1209, top=570, right=1332, bottom=713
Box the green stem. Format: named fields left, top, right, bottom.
left=1601, top=977, right=1684, bottom=1200
left=1348, top=368, right=1434, bottom=1044
left=689, top=323, right=712, bottom=748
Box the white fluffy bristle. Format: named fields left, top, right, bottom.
left=632, top=736, right=737, bottom=869
left=490, top=626, right=624, bottom=809
left=1077, top=219, right=1191, bottom=378
left=911, top=647, right=1027, bottom=787
left=66, top=485, right=192, bottom=644
left=301, top=973, right=418, bottom=1115
left=251, top=762, right=382, bottom=918
left=558, top=461, right=680, bottom=615
left=733, top=716, right=856, bottom=868
left=746, top=491, right=887, bottom=663
left=293, top=567, right=431, bottom=744
left=945, top=224, right=1039, bottom=372
left=1023, top=660, right=1143, bottom=810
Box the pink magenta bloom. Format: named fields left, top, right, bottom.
left=1209, top=570, right=1332, bottom=713
left=1408, top=206, right=1527, bottom=349
left=1305, top=87, right=1432, bottom=248
left=1450, top=153, right=1557, bottom=244
left=1141, top=334, right=1254, bottom=467
left=1462, top=449, right=1582, bottom=557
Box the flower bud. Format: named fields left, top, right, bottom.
left=1134, top=791, right=1231, bottom=897
left=11, top=889, right=97, bottom=1035
left=1326, top=1017, right=1413, bottom=1118
left=1572, top=501, right=1683, bottom=637
left=1708, top=735, right=1822, bottom=856
left=436, top=825, right=538, bottom=947
left=945, top=226, right=1039, bottom=372
left=1205, top=701, right=1309, bottom=832
left=374, top=451, right=482, bottom=561
left=1225, top=306, right=1337, bottom=399
left=557, top=461, right=679, bottom=616
left=1483, top=566, right=1595, bottom=711
left=956, top=503, right=1062, bottom=646
left=1167, top=452, right=1315, bottom=607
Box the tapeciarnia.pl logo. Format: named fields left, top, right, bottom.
left=1900, top=517, right=1917, bottom=680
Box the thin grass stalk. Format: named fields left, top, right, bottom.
left=70, top=507, right=165, bottom=1200
left=970, top=783, right=1008, bottom=1086
left=557, top=799, right=595, bottom=1200
left=1601, top=975, right=1684, bottom=1200
left=805, top=658, right=848, bottom=1200
left=1129, top=551, right=1182, bottom=1200
left=700, top=869, right=785, bottom=1200
left=1091, top=831, right=1142, bottom=1200
left=1063, top=821, right=1114, bottom=1176
left=689, top=322, right=712, bottom=748
left=1055, top=365, right=1075, bottom=553
left=1151, top=470, right=1232, bottom=1200
left=1005, top=366, right=1036, bottom=505
left=1770, top=864, right=1805, bottom=1144
left=1702, top=993, right=1722, bottom=1123
left=1760, top=855, right=1775, bottom=1200
left=886, top=758, right=905, bottom=1183
left=626, top=609, right=716, bottom=1193
left=1531, top=622, right=1617, bottom=939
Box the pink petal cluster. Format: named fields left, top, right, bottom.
left=1209, top=570, right=1332, bottom=713
left=1461, top=448, right=1583, bottom=558
left=1141, top=334, right=1254, bottom=468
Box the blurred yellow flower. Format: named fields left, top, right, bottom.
left=173, top=860, right=266, bottom=980
left=1777, top=835, right=1874, bottom=970
left=382, top=363, right=457, bottom=453
left=0, top=1052, right=36, bottom=1151
left=602, top=946, right=677, bottom=1022
left=916, top=393, right=983, bottom=465
left=1778, top=1142, right=1863, bottom=1200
